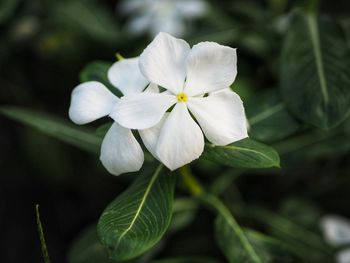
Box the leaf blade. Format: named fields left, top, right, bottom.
left=280, top=12, right=350, bottom=129
left=203, top=138, right=280, bottom=168
left=0, top=106, right=101, bottom=154
left=98, top=165, right=176, bottom=261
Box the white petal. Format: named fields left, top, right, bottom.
left=187, top=89, right=248, bottom=145
left=108, top=57, right=149, bottom=96
left=139, top=113, right=168, bottom=160
left=100, top=122, right=144, bottom=176
left=320, top=215, right=350, bottom=246
left=69, top=81, right=118, bottom=125
left=139, top=32, right=190, bottom=94
left=337, top=249, right=350, bottom=263
left=110, top=93, right=176, bottom=129
left=156, top=103, right=204, bottom=170
left=144, top=83, right=159, bottom=93
left=184, top=42, right=237, bottom=96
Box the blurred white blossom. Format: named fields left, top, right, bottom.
left=320, top=215, right=350, bottom=263
left=120, top=0, right=207, bottom=37
left=112, top=32, right=248, bottom=170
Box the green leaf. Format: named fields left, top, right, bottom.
left=68, top=225, right=113, bottom=263
left=246, top=90, right=300, bottom=142
left=151, top=257, right=223, bottom=263
left=280, top=12, right=350, bottom=129
left=169, top=198, right=198, bottom=232
left=79, top=61, right=121, bottom=96
left=234, top=205, right=333, bottom=262
left=52, top=0, right=121, bottom=44
left=202, top=194, right=263, bottom=263
left=202, top=138, right=280, bottom=168
left=216, top=218, right=298, bottom=263
left=0, top=106, right=101, bottom=154
left=98, top=165, right=176, bottom=261
left=0, top=0, right=21, bottom=25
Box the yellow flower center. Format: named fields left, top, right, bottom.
left=176, top=92, right=188, bottom=102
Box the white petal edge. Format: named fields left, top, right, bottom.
left=156, top=103, right=204, bottom=170
left=139, top=32, right=190, bottom=94
left=184, top=42, right=237, bottom=96
left=144, top=82, right=159, bottom=93
left=139, top=113, right=169, bottom=161
left=187, top=89, right=248, bottom=145
left=110, top=92, right=176, bottom=129
left=69, top=81, right=118, bottom=125
left=108, top=57, right=149, bottom=96
left=100, top=122, right=144, bottom=176
left=336, top=249, right=350, bottom=263
left=320, top=215, right=350, bottom=246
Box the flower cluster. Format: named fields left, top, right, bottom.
left=69, top=32, right=248, bottom=175
left=120, top=0, right=207, bottom=37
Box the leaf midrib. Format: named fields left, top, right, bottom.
left=113, top=164, right=163, bottom=252
left=307, top=14, right=329, bottom=104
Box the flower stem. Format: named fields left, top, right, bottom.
left=179, top=165, right=204, bottom=196
left=179, top=166, right=261, bottom=262
left=36, top=205, right=51, bottom=263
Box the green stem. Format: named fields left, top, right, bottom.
left=36, top=205, right=51, bottom=263
left=179, top=166, right=261, bottom=263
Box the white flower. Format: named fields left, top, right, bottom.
left=320, top=215, right=350, bottom=263
left=120, top=0, right=207, bottom=37
left=337, top=249, right=350, bottom=263
left=320, top=215, right=350, bottom=246
left=111, top=32, right=248, bottom=170
left=69, top=57, right=155, bottom=176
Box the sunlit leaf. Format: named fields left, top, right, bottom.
left=203, top=138, right=280, bottom=168
left=98, top=165, right=176, bottom=261
left=280, top=12, right=350, bottom=129
left=0, top=106, right=101, bottom=154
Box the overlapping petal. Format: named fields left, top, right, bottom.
left=139, top=32, right=190, bottom=94
left=100, top=122, right=144, bottom=176
left=108, top=57, right=148, bottom=96
left=187, top=89, right=248, bottom=145
left=69, top=81, right=118, bottom=125
left=110, top=93, right=177, bottom=129
left=184, top=42, right=237, bottom=96
left=156, top=103, right=204, bottom=170
left=139, top=113, right=168, bottom=160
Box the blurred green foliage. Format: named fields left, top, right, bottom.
left=1, top=0, right=350, bottom=262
